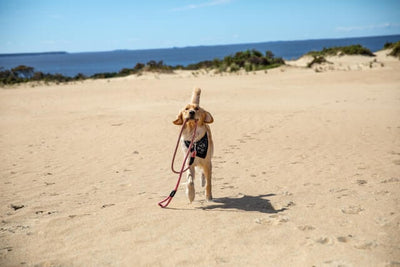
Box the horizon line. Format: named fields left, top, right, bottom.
left=1, top=33, right=400, bottom=55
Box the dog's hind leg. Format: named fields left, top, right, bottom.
left=203, top=162, right=212, bottom=201
left=186, top=166, right=195, bottom=203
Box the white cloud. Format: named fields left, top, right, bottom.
left=171, top=0, right=231, bottom=12
left=335, top=22, right=400, bottom=32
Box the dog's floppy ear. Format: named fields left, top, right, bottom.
left=173, top=111, right=184, bottom=125
left=204, top=111, right=214, bottom=124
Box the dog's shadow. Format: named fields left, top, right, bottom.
left=199, top=194, right=286, bottom=213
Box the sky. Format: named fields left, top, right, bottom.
left=1, top=0, right=400, bottom=53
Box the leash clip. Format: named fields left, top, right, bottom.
left=169, top=190, right=176, bottom=197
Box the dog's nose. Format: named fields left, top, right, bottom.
left=189, top=110, right=195, bottom=116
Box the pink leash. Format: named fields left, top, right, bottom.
left=158, top=119, right=198, bottom=208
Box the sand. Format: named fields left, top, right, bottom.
left=0, top=51, right=399, bottom=266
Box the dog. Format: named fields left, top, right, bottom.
left=173, top=88, right=214, bottom=202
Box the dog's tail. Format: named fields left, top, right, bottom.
left=191, top=88, right=201, bottom=105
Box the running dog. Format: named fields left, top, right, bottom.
left=173, top=88, right=214, bottom=202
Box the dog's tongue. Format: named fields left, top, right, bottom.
left=191, top=88, right=201, bottom=105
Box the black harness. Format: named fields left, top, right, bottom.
left=184, top=132, right=208, bottom=165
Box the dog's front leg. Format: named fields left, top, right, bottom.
left=186, top=166, right=195, bottom=203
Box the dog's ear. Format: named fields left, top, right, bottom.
left=173, top=112, right=184, bottom=125
left=204, top=111, right=214, bottom=124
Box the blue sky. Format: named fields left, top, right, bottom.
left=1, top=0, right=399, bottom=53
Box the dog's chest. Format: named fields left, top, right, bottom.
left=184, top=133, right=208, bottom=159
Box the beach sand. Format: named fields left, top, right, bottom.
left=1, top=51, right=399, bottom=266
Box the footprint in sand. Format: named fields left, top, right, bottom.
left=393, top=160, right=400, bottom=165
left=220, top=183, right=236, bottom=190
left=0, top=246, right=13, bottom=252
left=68, top=213, right=91, bottom=219
left=1, top=225, right=30, bottom=234
left=10, top=204, right=24, bottom=211
left=341, top=205, right=364, bottom=215
left=322, top=259, right=352, bottom=266
left=385, top=261, right=400, bottom=267
left=101, top=204, right=115, bottom=209
left=375, top=217, right=391, bottom=226
left=222, top=148, right=234, bottom=154
left=298, top=225, right=315, bottom=231
left=381, top=177, right=399, bottom=183
left=389, top=151, right=400, bottom=156
left=337, top=235, right=353, bottom=243
left=111, top=225, right=132, bottom=234
left=228, top=144, right=239, bottom=150
left=316, top=236, right=335, bottom=245
left=255, top=214, right=289, bottom=225
left=356, top=179, right=367, bottom=185
left=354, top=240, right=377, bottom=250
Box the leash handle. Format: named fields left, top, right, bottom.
left=158, top=190, right=176, bottom=208
left=158, top=119, right=198, bottom=208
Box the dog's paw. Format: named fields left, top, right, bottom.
left=186, top=182, right=195, bottom=203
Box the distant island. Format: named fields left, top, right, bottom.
left=0, top=51, right=68, bottom=57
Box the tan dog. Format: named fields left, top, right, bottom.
left=173, top=88, right=214, bottom=202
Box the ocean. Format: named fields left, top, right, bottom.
left=1, top=35, right=399, bottom=77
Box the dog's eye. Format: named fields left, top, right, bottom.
left=194, top=107, right=199, bottom=111
left=185, top=107, right=189, bottom=110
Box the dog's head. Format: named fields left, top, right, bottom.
left=173, top=88, right=213, bottom=126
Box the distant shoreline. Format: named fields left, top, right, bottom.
left=1, top=34, right=400, bottom=56
left=0, top=51, right=68, bottom=57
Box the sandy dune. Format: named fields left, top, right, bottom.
left=1, top=52, right=399, bottom=266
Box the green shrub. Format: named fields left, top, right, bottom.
left=74, top=73, right=87, bottom=80
left=384, top=42, right=394, bottom=49
left=307, top=56, right=329, bottom=68
left=11, top=65, right=34, bottom=78
left=229, top=63, right=240, bottom=72
left=307, top=45, right=374, bottom=57
left=218, top=63, right=228, bottom=72
left=119, top=68, right=133, bottom=76
left=244, top=61, right=252, bottom=72
left=265, top=50, right=274, bottom=59
left=389, top=41, right=400, bottom=58
left=188, top=49, right=285, bottom=72
left=133, top=63, right=145, bottom=72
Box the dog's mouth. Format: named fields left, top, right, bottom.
left=188, top=110, right=196, bottom=120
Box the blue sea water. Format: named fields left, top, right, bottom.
left=1, top=35, right=399, bottom=77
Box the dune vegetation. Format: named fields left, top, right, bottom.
left=0, top=43, right=389, bottom=86
left=0, top=49, right=285, bottom=86
left=307, top=44, right=375, bottom=57
left=384, top=41, right=400, bottom=58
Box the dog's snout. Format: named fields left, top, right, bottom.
left=189, top=110, right=195, bottom=116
